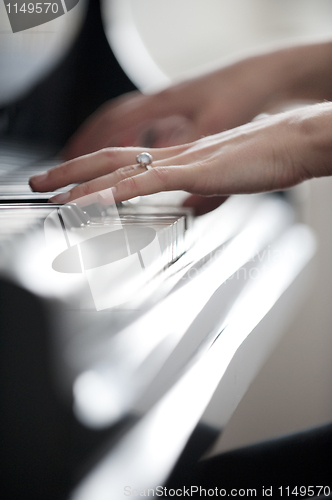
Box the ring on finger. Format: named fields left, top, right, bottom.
left=136, top=152, right=153, bottom=170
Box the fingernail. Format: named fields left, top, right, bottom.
left=49, top=191, right=70, bottom=203
left=98, top=187, right=117, bottom=204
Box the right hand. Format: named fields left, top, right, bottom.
left=32, top=102, right=332, bottom=207
left=63, top=53, right=281, bottom=160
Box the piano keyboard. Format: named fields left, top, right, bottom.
left=0, top=141, right=71, bottom=202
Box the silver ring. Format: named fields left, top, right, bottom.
left=136, top=152, right=153, bottom=170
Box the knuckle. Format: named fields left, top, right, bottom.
left=100, top=147, right=116, bottom=160
left=114, top=165, right=136, bottom=183
left=99, top=147, right=129, bottom=163
left=151, top=166, right=171, bottom=185
left=120, top=175, right=139, bottom=192
left=121, top=165, right=137, bottom=175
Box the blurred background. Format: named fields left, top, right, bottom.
left=1, top=0, right=332, bottom=454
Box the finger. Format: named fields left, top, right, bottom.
left=63, top=93, right=165, bottom=159
left=30, top=144, right=188, bottom=193
left=182, top=194, right=228, bottom=216
left=104, top=115, right=198, bottom=149
left=134, top=116, right=198, bottom=148
left=98, top=165, right=197, bottom=205
left=47, top=147, right=193, bottom=203
left=48, top=164, right=147, bottom=203
left=63, top=89, right=193, bottom=160
left=62, top=93, right=142, bottom=160
left=30, top=149, right=141, bottom=192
